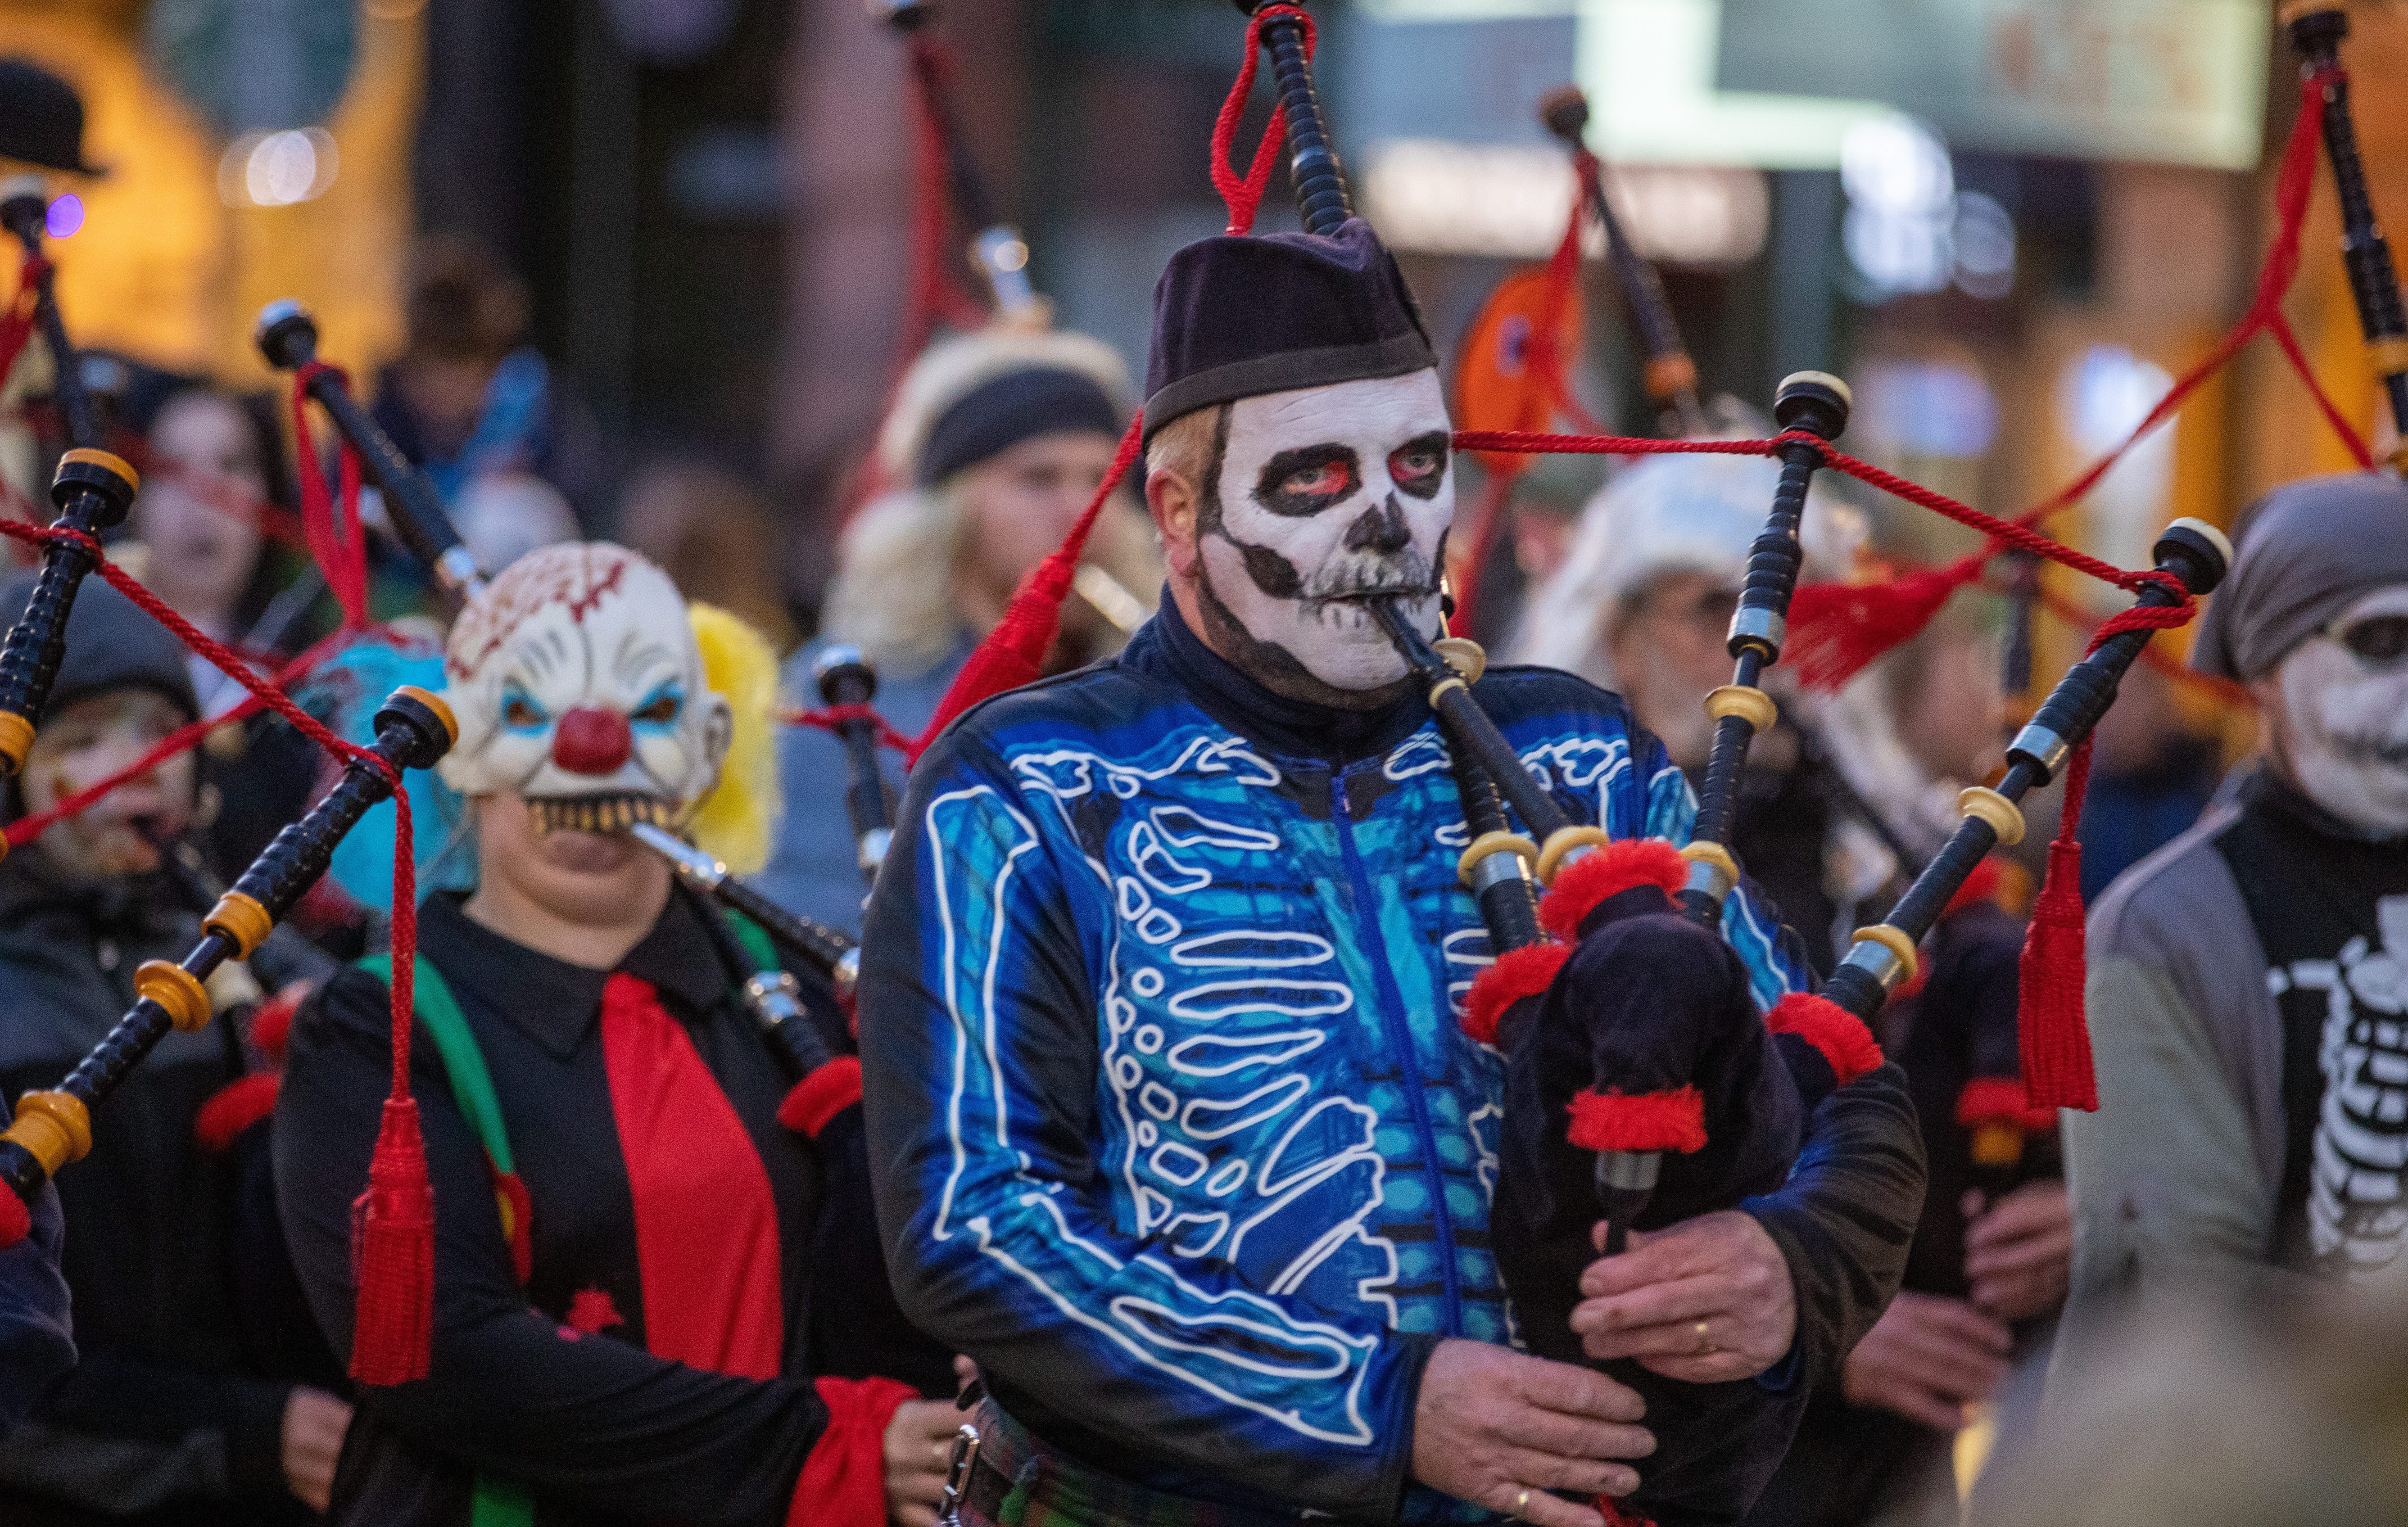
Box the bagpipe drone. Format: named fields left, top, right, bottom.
left=2285, top=0, right=2408, bottom=461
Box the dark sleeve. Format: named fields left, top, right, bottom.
left=26, top=1346, right=290, bottom=1498
left=273, top=967, right=833, bottom=1527
left=861, top=727, right=1431, bottom=1525
left=1741, top=1060, right=1925, bottom=1394
left=0, top=1099, right=72, bottom=1435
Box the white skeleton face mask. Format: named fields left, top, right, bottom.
left=2277, top=584, right=2408, bottom=836
left=438, top=543, right=732, bottom=831
left=1195, top=369, right=1453, bottom=693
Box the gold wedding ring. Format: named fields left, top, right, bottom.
left=1694, top=1318, right=1715, bottom=1355
left=1515, top=1486, right=1532, bottom=1519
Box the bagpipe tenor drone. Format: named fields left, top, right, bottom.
left=2285, top=0, right=2408, bottom=461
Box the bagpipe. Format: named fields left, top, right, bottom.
left=875, top=0, right=1047, bottom=328
left=0, top=175, right=99, bottom=451
left=1221, top=5, right=2240, bottom=1519
left=2284, top=0, right=2408, bottom=459
left=1534, top=90, right=1707, bottom=440
left=0, top=182, right=137, bottom=785
left=0, top=685, right=455, bottom=1244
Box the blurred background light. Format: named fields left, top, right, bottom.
left=217, top=127, right=340, bottom=209
left=1362, top=140, right=1767, bottom=266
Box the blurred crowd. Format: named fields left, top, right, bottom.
left=4, top=46, right=2408, bottom=1527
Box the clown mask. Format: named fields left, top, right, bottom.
left=1194, top=369, right=1453, bottom=697
left=439, top=543, right=731, bottom=832
left=2276, top=584, right=2408, bottom=836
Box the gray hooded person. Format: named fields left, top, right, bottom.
left=2060, top=472, right=2408, bottom=1361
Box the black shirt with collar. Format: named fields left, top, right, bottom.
left=276, top=885, right=872, bottom=1527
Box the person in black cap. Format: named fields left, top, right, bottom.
left=0, top=58, right=105, bottom=178
left=859, top=217, right=1923, bottom=1527
left=0, top=577, right=354, bottom=1524
left=757, top=325, right=1160, bottom=935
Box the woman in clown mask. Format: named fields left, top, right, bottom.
left=273, top=543, right=961, bottom=1527
left=2063, top=474, right=2408, bottom=1363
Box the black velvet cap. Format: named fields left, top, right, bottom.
left=1141, top=217, right=1435, bottom=440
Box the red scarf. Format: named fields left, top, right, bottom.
left=598, top=972, right=785, bottom=1378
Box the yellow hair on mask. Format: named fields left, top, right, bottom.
left=687, top=601, right=783, bottom=875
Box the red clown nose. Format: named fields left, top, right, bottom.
left=552, top=706, right=633, bottom=775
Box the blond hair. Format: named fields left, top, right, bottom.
left=826, top=327, right=1149, bottom=676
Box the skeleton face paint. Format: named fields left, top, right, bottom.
left=1195, top=370, right=1453, bottom=694
left=2277, top=585, right=2408, bottom=836
left=439, top=543, right=732, bottom=826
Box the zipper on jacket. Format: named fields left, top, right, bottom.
left=1328, top=765, right=1466, bottom=1336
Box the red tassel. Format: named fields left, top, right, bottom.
left=1765, top=991, right=1884, bottom=1087
left=1785, top=553, right=1985, bottom=693
left=2017, top=736, right=2098, bottom=1111
left=914, top=416, right=1145, bottom=759
left=777, top=1057, right=865, bottom=1139
left=194, top=1071, right=282, bottom=1153
left=1536, top=837, right=1688, bottom=941
left=1461, top=940, right=1570, bottom=1046
left=1567, top=1086, right=1707, bottom=1154
left=349, top=1097, right=436, bottom=1384
left=0, top=1181, right=28, bottom=1249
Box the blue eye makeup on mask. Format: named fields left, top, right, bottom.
left=629, top=681, right=685, bottom=728
left=501, top=683, right=548, bottom=732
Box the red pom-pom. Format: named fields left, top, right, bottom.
left=1462, top=941, right=1571, bottom=1046
left=778, top=1057, right=864, bottom=1139
left=1954, top=1076, right=2059, bottom=1134
left=194, top=1072, right=281, bottom=1153
left=249, top=992, right=299, bottom=1060
left=0, top=1181, right=28, bottom=1249
left=1538, top=838, right=1689, bottom=941
left=349, top=1098, right=436, bottom=1385
left=1767, top=992, right=1884, bottom=1087
left=1786, top=554, right=1985, bottom=693
left=1566, top=1085, right=1707, bottom=1154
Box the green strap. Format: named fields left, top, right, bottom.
left=723, top=910, right=781, bottom=978
left=354, top=954, right=535, bottom=1527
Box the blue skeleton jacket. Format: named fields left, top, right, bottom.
left=860, top=600, right=1923, bottom=1523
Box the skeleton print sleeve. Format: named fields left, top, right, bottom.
left=860, top=727, right=1434, bottom=1523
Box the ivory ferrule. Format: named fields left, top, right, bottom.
left=1535, top=825, right=1612, bottom=885
left=1705, top=684, right=1778, bottom=734
left=1957, top=786, right=2027, bottom=848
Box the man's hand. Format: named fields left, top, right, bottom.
left=1961, top=1181, right=2072, bottom=1323
left=1571, top=1210, right=1794, bottom=1382
left=882, top=1398, right=962, bottom=1527
left=1838, top=1291, right=2010, bottom=1432
left=1410, top=1338, right=1653, bottom=1527
left=281, top=1386, right=353, bottom=1512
